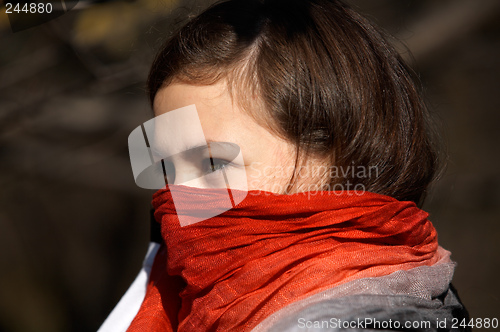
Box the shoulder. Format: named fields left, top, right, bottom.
left=266, top=287, right=468, bottom=332
left=252, top=260, right=469, bottom=332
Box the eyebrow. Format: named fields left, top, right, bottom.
left=150, top=140, right=238, bottom=160
left=184, top=139, right=217, bottom=152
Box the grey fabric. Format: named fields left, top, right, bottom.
left=252, top=247, right=469, bottom=331
left=265, top=288, right=467, bottom=331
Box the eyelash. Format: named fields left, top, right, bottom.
left=202, top=158, right=230, bottom=174
left=154, top=158, right=232, bottom=184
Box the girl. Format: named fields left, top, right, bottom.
left=100, top=0, right=469, bottom=330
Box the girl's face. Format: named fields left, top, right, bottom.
left=153, top=81, right=300, bottom=193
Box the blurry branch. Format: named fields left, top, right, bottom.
left=398, top=0, right=500, bottom=63
left=0, top=0, right=176, bottom=127
left=1, top=135, right=140, bottom=194
left=0, top=47, right=60, bottom=90
left=44, top=20, right=152, bottom=94
left=0, top=75, right=86, bottom=139
left=42, top=0, right=183, bottom=93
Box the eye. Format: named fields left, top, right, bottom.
left=202, top=158, right=230, bottom=174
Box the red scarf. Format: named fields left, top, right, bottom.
left=128, top=186, right=441, bottom=331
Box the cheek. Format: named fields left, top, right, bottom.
left=244, top=150, right=296, bottom=193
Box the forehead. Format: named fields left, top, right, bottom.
left=153, top=82, right=259, bottom=144
left=154, top=82, right=233, bottom=117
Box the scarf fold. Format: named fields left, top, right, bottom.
left=128, top=186, right=442, bottom=332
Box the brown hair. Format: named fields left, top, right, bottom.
left=148, top=0, right=440, bottom=206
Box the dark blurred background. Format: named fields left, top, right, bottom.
left=0, top=0, right=499, bottom=331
